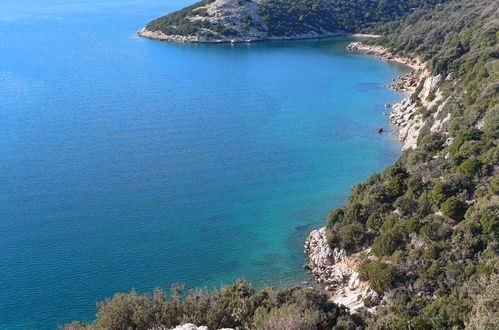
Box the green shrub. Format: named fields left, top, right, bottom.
left=380, top=213, right=400, bottom=232
left=394, top=195, right=418, bottom=216
left=448, top=128, right=483, bottom=158
left=340, top=222, right=366, bottom=250
left=480, top=214, right=498, bottom=235
left=388, top=174, right=408, bottom=199
left=457, top=158, right=481, bottom=177
left=367, top=213, right=382, bottom=231
left=361, top=261, right=397, bottom=294
left=420, top=219, right=451, bottom=241
left=424, top=243, right=443, bottom=259
left=372, top=229, right=404, bottom=257
left=252, top=304, right=320, bottom=330
left=327, top=209, right=344, bottom=230
left=344, top=203, right=367, bottom=224
left=419, top=132, right=445, bottom=153
left=441, top=197, right=468, bottom=221
left=491, top=177, right=499, bottom=194
left=406, top=217, right=422, bottom=233
left=407, top=176, right=425, bottom=197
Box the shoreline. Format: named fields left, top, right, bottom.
left=138, top=28, right=380, bottom=44
left=138, top=28, right=345, bottom=43
left=303, top=41, right=432, bottom=311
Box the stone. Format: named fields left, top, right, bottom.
left=304, top=227, right=377, bottom=311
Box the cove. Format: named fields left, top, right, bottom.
left=0, top=1, right=408, bottom=329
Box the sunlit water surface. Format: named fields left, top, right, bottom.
left=0, top=1, right=408, bottom=328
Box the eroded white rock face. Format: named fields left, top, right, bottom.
left=389, top=72, right=446, bottom=150
left=173, top=325, right=209, bottom=330
left=304, top=227, right=376, bottom=311
left=390, top=97, right=423, bottom=150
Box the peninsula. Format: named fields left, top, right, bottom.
left=138, top=0, right=451, bottom=43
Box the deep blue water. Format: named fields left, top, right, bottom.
left=0, top=1, right=408, bottom=328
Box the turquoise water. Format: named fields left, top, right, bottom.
left=0, top=1, right=407, bottom=328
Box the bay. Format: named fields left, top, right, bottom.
left=0, top=1, right=407, bottom=328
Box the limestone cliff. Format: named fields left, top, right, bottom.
left=304, top=227, right=377, bottom=311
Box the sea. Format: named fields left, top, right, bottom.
left=0, top=0, right=408, bottom=328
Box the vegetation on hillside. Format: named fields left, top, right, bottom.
left=144, top=0, right=450, bottom=39
left=327, top=0, right=498, bottom=327
left=65, top=280, right=354, bottom=329
left=71, top=0, right=498, bottom=328
left=258, top=0, right=445, bottom=37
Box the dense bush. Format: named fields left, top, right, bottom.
left=372, top=229, right=404, bottom=257
left=358, top=260, right=397, bottom=293
left=441, top=197, right=468, bottom=221
left=66, top=280, right=347, bottom=329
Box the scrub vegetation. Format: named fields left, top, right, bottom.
left=144, top=0, right=451, bottom=39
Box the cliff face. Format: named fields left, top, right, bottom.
left=390, top=72, right=446, bottom=150
left=304, top=228, right=377, bottom=311
left=347, top=42, right=450, bottom=151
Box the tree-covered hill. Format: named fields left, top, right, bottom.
left=70, top=0, right=498, bottom=328
left=140, top=0, right=451, bottom=42
left=326, top=0, right=498, bottom=327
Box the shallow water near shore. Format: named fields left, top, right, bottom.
left=0, top=1, right=408, bottom=328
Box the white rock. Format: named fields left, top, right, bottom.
left=171, top=324, right=209, bottom=330
left=304, top=227, right=377, bottom=311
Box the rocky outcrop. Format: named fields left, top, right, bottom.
left=304, top=227, right=377, bottom=311
left=138, top=29, right=204, bottom=43
left=390, top=72, right=447, bottom=150
left=347, top=42, right=450, bottom=150
left=347, top=41, right=427, bottom=150
left=171, top=325, right=209, bottom=330
left=390, top=96, right=424, bottom=150
left=388, top=70, right=419, bottom=92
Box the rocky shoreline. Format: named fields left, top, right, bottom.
left=303, top=42, right=449, bottom=311
left=138, top=28, right=351, bottom=44
left=345, top=41, right=442, bottom=151
left=304, top=228, right=377, bottom=311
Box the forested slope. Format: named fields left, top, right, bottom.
left=327, top=0, right=498, bottom=327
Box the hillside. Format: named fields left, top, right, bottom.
left=315, top=0, right=498, bottom=327
left=70, top=0, right=498, bottom=328
left=138, top=0, right=448, bottom=42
